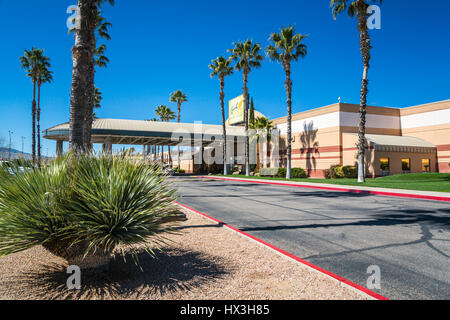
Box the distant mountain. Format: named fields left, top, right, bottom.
left=0, top=147, right=51, bottom=160
left=0, top=147, right=32, bottom=160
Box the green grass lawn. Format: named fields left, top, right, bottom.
left=221, top=173, right=450, bottom=193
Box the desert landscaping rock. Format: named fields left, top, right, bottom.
left=0, top=206, right=366, bottom=300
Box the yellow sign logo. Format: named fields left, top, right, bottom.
left=228, top=95, right=245, bottom=125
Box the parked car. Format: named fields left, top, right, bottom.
left=162, top=167, right=175, bottom=176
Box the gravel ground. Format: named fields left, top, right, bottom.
left=0, top=206, right=367, bottom=300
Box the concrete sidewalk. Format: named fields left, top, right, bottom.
left=199, top=175, right=450, bottom=202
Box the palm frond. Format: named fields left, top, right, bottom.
left=229, top=39, right=264, bottom=73
left=170, top=90, right=188, bottom=103
left=266, top=26, right=308, bottom=63
left=209, top=56, right=233, bottom=79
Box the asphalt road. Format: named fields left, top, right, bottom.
left=172, top=176, right=450, bottom=300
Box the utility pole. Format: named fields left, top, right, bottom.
left=21, top=136, right=26, bottom=156
left=8, top=130, right=13, bottom=160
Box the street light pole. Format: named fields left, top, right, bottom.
left=8, top=130, right=13, bottom=160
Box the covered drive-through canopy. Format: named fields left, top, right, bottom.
left=44, top=118, right=247, bottom=153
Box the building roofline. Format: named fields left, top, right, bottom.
left=271, top=99, right=450, bottom=124
left=400, top=99, right=450, bottom=116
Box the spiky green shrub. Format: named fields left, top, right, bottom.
left=0, top=158, right=71, bottom=255
left=0, top=154, right=180, bottom=262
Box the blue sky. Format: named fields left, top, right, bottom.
left=0, top=0, right=449, bottom=155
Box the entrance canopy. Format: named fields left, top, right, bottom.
left=344, top=133, right=437, bottom=153
left=44, top=118, right=246, bottom=147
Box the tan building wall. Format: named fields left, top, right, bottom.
left=400, top=100, right=450, bottom=173
left=342, top=133, right=437, bottom=177
left=272, top=100, right=449, bottom=178
left=278, top=126, right=342, bottom=177
left=165, top=99, right=449, bottom=176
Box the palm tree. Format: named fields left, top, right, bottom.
left=266, top=26, right=307, bottom=179
left=170, top=90, right=188, bottom=169
left=20, top=48, right=43, bottom=162
left=209, top=56, right=233, bottom=175
left=90, top=87, right=103, bottom=121
left=69, top=0, right=113, bottom=153
left=84, top=9, right=112, bottom=151
left=249, top=117, right=274, bottom=170
left=228, top=39, right=264, bottom=176
left=93, top=87, right=103, bottom=109
left=36, top=57, right=53, bottom=163
left=331, top=0, right=382, bottom=182
left=156, top=105, right=176, bottom=166
left=170, top=90, right=188, bottom=123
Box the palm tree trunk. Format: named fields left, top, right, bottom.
left=284, top=60, right=293, bottom=179
left=31, top=80, right=37, bottom=163
left=83, top=59, right=95, bottom=152
left=69, top=0, right=96, bottom=153
left=37, top=83, right=41, bottom=164
left=177, top=101, right=181, bottom=169
left=357, top=3, right=371, bottom=183
left=220, top=75, right=228, bottom=175
left=243, top=69, right=250, bottom=176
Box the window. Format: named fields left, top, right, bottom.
left=380, top=158, right=390, bottom=173
left=422, top=159, right=431, bottom=172
left=402, top=158, right=411, bottom=171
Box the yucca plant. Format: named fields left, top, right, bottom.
left=0, top=154, right=180, bottom=270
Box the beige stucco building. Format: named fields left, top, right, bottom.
left=271, top=99, right=450, bottom=178
left=44, top=99, right=450, bottom=178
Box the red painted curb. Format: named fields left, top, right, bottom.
left=176, top=201, right=389, bottom=301
left=200, top=176, right=450, bottom=202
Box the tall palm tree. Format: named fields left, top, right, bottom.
left=69, top=0, right=113, bottom=153
left=170, top=90, right=188, bottom=169
left=84, top=9, right=112, bottom=151
left=156, top=105, right=176, bottom=166
left=20, top=48, right=45, bottom=162
left=228, top=39, right=264, bottom=176
left=209, top=56, right=233, bottom=175
left=266, top=26, right=307, bottom=179
left=170, top=90, right=188, bottom=123
left=249, top=117, right=274, bottom=169
left=36, top=57, right=53, bottom=163
left=331, top=0, right=382, bottom=182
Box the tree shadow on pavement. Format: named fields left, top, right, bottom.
left=240, top=207, right=450, bottom=233
left=182, top=190, right=373, bottom=199
left=4, top=247, right=230, bottom=300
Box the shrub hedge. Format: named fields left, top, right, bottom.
left=324, top=165, right=358, bottom=179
